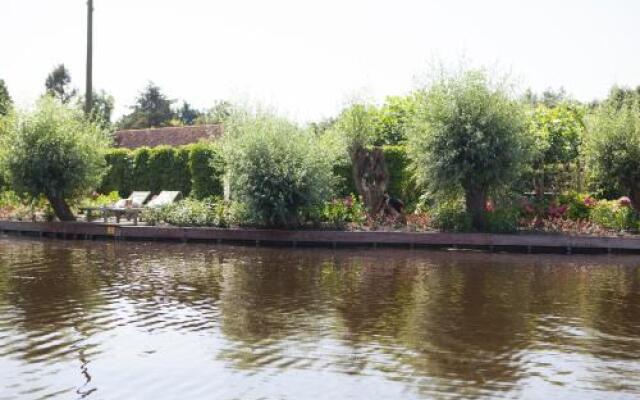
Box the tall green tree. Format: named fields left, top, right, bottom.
left=118, top=83, right=175, bottom=129
left=45, top=64, right=78, bottom=104
left=374, top=95, right=419, bottom=145
left=77, top=90, right=114, bottom=128
left=527, top=103, right=584, bottom=198
left=0, top=79, right=12, bottom=116
left=177, top=101, right=201, bottom=125
left=0, top=97, right=110, bottom=221
left=586, top=103, right=640, bottom=208
left=407, top=70, right=528, bottom=230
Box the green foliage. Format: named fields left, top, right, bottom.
left=78, top=90, right=114, bottom=128
left=194, top=100, right=235, bottom=125
left=335, top=103, right=379, bottom=152
left=118, top=82, right=175, bottom=129
left=177, top=101, right=201, bottom=125
left=527, top=103, right=584, bottom=194
left=383, top=145, right=416, bottom=206
left=222, top=110, right=335, bottom=227
left=132, top=147, right=152, bottom=191
left=146, top=146, right=191, bottom=195
left=430, top=199, right=472, bottom=232
left=100, top=144, right=224, bottom=198
left=585, top=103, right=640, bottom=205
left=484, top=208, right=519, bottom=233
left=0, top=79, right=12, bottom=116
left=45, top=64, right=77, bottom=104
left=80, top=191, right=121, bottom=208
left=99, top=149, right=133, bottom=197
left=188, top=143, right=224, bottom=199
left=0, top=97, right=110, bottom=207
left=408, top=70, right=527, bottom=195
left=320, top=195, right=366, bottom=229
left=589, top=200, right=638, bottom=231
left=560, top=192, right=592, bottom=220
left=374, top=95, right=419, bottom=145
left=142, top=198, right=229, bottom=227
left=407, top=69, right=528, bottom=229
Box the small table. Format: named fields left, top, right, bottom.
left=103, top=207, right=144, bottom=225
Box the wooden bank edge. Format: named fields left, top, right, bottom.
left=1, top=220, right=639, bottom=254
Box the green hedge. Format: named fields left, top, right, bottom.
left=99, top=144, right=224, bottom=199
left=334, top=145, right=416, bottom=205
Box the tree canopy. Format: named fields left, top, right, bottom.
left=45, top=64, right=77, bottom=104
left=118, top=83, right=175, bottom=129
left=0, top=97, right=110, bottom=220
left=407, top=69, right=528, bottom=229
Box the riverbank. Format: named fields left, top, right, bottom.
left=2, top=220, right=640, bottom=254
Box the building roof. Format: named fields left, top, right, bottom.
left=113, top=124, right=223, bottom=149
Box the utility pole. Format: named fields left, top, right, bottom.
left=84, top=0, right=93, bottom=115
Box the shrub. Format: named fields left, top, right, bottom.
left=146, top=146, right=191, bottom=195
left=560, top=193, right=593, bottom=220
left=429, top=199, right=472, bottom=232
left=407, top=69, right=528, bottom=230
left=320, top=194, right=366, bottom=229
left=484, top=208, right=519, bottom=233
left=142, top=198, right=229, bottom=227
left=222, top=110, right=334, bottom=227
left=589, top=200, right=638, bottom=232
left=0, top=97, right=110, bottom=220
left=383, top=145, right=417, bottom=207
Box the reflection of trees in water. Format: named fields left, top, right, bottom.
left=2, top=239, right=640, bottom=396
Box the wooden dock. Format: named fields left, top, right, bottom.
left=1, top=220, right=640, bottom=254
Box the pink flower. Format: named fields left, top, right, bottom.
left=343, top=196, right=353, bottom=207
left=583, top=196, right=597, bottom=207
left=484, top=200, right=495, bottom=212
left=619, top=196, right=632, bottom=207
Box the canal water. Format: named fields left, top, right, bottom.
left=1, top=237, right=639, bottom=399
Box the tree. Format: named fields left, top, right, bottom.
left=0, top=79, right=12, bottom=116
left=177, top=101, right=201, bottom=125
left=0, top=97, right=110, bottom=221
left=374, top=95, right=419, bottom=145
left=528, top=103, right=584, bottom=198
left=335, top=103, right=389, bottom=215
left=586, top=103, right=640, bottom=209
left=77, top=90, right=114, bottom=128
left=45, top=64, right=78, bottom=104
left=118, top=82, right=175, bottom=129
left=407, top=70, right=528, bottom=230
left=222, top=109, right=334, bottom=227
left=195, top=100, right=235, bottom=125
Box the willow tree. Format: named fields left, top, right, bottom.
left=407, top=70, right=528, bottom=230
left=586, top=103, right=640, bottom=209
left=0, top=97, right=110, bottom=220
left=334, top=103, right=389, bottom=215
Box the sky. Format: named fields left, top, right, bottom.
left=1, top=0, right=639, bottom=122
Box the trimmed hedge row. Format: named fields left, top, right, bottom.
left=100, top=143, right=415, bottom=204
left=99, top=143, right=224, bottom=199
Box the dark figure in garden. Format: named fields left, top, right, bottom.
left=383, top=193, right=405, bottom=221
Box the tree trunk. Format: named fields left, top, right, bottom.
left=47, top=196, right=76, bottom=221
left=351, top=146, right=389, bottom=216
left=534, top=171, right=544, bottom=203
left=465, top=186, right=486, bottom=231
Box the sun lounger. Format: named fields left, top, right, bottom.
left=145, top=191, right=183, bottom=208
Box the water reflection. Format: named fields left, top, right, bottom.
left=1, top=237, right=639, bottom=399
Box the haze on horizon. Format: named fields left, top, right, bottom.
left=1, top=0, right=639, bottom=122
